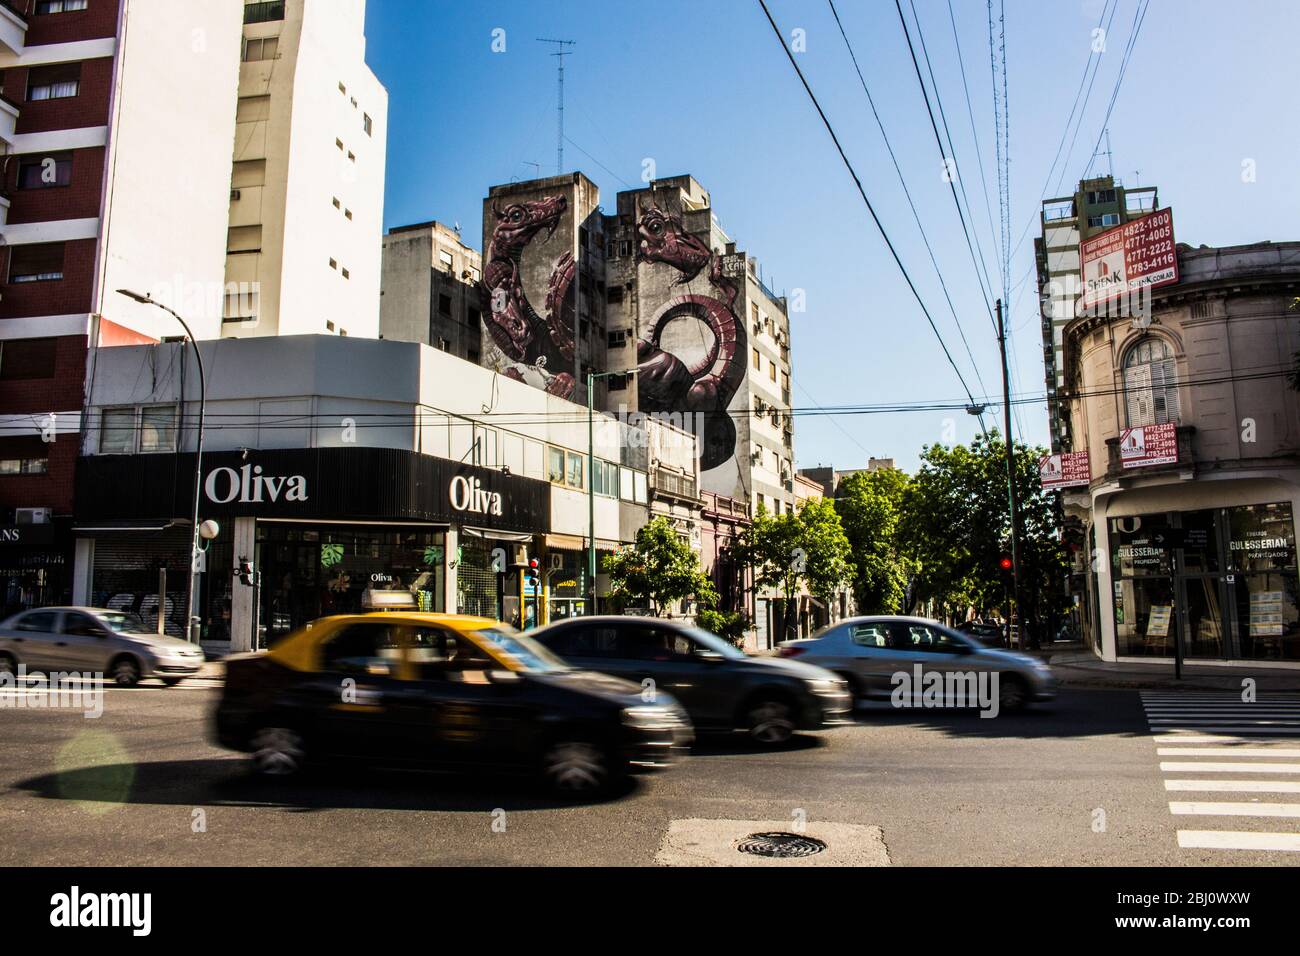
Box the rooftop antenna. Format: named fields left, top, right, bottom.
left=536, top=37, right=575, bottom=175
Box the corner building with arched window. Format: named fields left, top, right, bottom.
left=1059, top=240, right=1300, bottom=665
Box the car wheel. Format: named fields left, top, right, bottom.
left=251, top=726, right=307, bottom=777
left=746, top=698, right=795, bottom=746
left=997, top=674, right=1028, bottom=713
left=543, top=740, right=610, bottom=793
left=111, top=656, right=141, bottom=687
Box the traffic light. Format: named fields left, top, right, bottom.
left=525, top=558, right=540, bottom=585
left=236, top=559, right=255, bottom=587
left=999, top=555, right=1013, bottom=572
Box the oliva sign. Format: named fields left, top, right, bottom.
left=449, top=475, right=503, bottom=516
left=205, top=465, right=308, bottom=504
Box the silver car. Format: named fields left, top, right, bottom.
left=778, top=616, right=1055, bottom=712
left=0, top=606, right=204, bottom=687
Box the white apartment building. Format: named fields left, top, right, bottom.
left=224, top=0, right=387, bottom=339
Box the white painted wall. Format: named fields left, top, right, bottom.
left=96, top=0, right=244, bottom=340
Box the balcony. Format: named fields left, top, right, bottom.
left=243, top=1, right=285, bottom=25
left=0, top=0, right=26, bottom=57
left=0, top=93, right=17, bottom=151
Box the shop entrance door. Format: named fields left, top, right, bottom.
left=1177, top=573, right=1230, bottom=659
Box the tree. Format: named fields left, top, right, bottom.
left=834, top=467, right=913, bottom=613
left=733, top=500, right=851, bottom=639
left=602, top=516, right=717, bottom=616
left=898, top=430, right=1069, bottom=635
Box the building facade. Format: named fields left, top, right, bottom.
left=1037, top=175, right=1158, bottom=452
left=0, top=0, right=243, bottom=616
left=73, top=334, right=665, bottom=649
left=379, top=219, right=482, bottom=360
left=223, top=0, right=387, bottom=339
left=1060, top=240, right=1300, bottom=666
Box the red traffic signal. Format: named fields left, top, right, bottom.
left=998, top=556, right=1013, bottom=571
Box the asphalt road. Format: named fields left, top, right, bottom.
left=1, top=679, right=1296, bottom=866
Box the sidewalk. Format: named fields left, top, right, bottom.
left=1035, top=642, right=1300, bottom=691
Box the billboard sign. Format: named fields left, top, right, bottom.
left=1119, top=422, right=1179, bottom=469
left=1079, top=208, right=1178, bottom=310
left=1039, top=451, right=1091, bottom=490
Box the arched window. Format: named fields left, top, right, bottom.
left=1123, top=337, right=1179, bottom=427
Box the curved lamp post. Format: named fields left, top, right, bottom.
left=117, top=289, right=208, bottom=643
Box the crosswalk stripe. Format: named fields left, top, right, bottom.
left=1176, top=830, right=1300, bottom=851
left=1160, top=761, right=1300, bottom=773
left=1149, top=718, right=1300, bottom=725
left=1157, top=747, right=1300, bottom=757
left=1169, top=801, right=1300, bottom=817
left=1166, top=780, right=1300, bottom=793
left=1153, top=728, right=1300, bottom=736
left=1153, top=734, right=1300, bottom=743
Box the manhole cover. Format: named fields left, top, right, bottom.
left=735, top=832, right=827, bottom=859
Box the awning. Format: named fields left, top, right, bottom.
left=460, top=526, right=535, bottom=544
left=72, top=520, right=182, bottom=532
left=545, top=533, right=622, bottom=551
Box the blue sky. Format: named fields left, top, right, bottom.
left=365, top=0, right=1300, bottom=471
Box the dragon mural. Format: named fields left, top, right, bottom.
left=634, top=201, right=747, bottom=472
left=481, top=195, right=578, bottom=399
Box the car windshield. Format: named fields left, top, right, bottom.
left=99, top=611, right=146, bottom=634
left=681, top=626, right=747, bottom=660
left=474, top=627, right=570, bottom=673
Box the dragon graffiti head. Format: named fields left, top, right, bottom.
left=636, top=200, right=712, bottom=282
left=491, top=195, right=568, bottom=250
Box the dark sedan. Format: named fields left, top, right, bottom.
left=213, top=612, right=693, bottom=792
left=531, top=616, right=852, bottom=745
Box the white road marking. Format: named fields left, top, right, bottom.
left=1157, top=747, right=1300, bottom=757
left=1169, top=801, right=1300, bottom=817
left=1176, top=831, right=1300, bottom=851
left=1165, top=780, right=1300, bottom=793
left=1160, top=761, right=1300, bottom=773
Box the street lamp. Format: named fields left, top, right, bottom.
left=586, top=369, right=635, bottom=615
left=117, top=289, right=208, bottom=644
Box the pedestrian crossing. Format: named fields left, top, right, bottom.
left=1140, top=692, right=1300, bottom=853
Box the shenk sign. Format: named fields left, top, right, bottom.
left=1079, top=208, right=1179, bottom=310
left=76, top=447, right=550, bottom=533
left=1038, top=451, right=1090, bottom=490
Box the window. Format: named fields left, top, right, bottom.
left=17, top=153, right=72, bottom=189
left=363, top=113, right=373, bottom=136
left=0, top=457, right=48, bottom=475
left=768, top=361, right=777, bottom=382
left=338, top=82, right=347, bottom=95
left=244, top=0, right=285, bottom=24
left=547, top=446, right=566, bottom=484
left=336, top=138, right=344, bottom=151
left=1087, top=188, right=1117, bottom=205
left=242, top=36, right=278, bottom=61
left=8, top=243, right=65, bottom=283
left=752, top=347, right=761, bottom=370
left=607, top=330, right=627, bottom=349
left=1123, top=337, right=1180, bottom=426
left=27, top=63, right=80, bottom=101
left=332, top=197, right=341, bottom=209
left=341, top=267, right=350, bottom=279
left=36, top=0, right=89, bottom=12
left=468, top=266, right=480, bottom=284
left=1088, top=213, right=1120, bottom=228
left=438, top=293, right=451, bottom=315
left=322, top=623, right=402, bottom=676
left=607, top=285, right=624, bottom=304
left=439, top=250, right=454, bottom=271
left=99, top=408, right=136, bottom=454
left=139, top=406, right=178, bottom=453
left=0, top=338, right=57, bottom=380
left=566, top=450, right=584, bottom=489
left=329, top=258, right=338, bottom=270
left=345, top=208, right=353, bottom=220
left=607, top=372, right=629, bottom=391
left=15, top=610, right=59, bottom=633
left=62, top=613, right=104, bottom=637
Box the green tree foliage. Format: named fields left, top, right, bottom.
left=602, top=516, right=717, bottom=616
left=834, top=467, right=913, bottom=613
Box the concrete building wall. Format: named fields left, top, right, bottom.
left=380, top=221, right=482, bottom=361
left=225, top=0, right=387, bottom=339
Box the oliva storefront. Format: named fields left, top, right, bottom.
left=73, top=447, right=552, bottom=650
left=1096, top=480, right=1300, bottom=664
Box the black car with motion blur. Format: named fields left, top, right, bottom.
left=531, top=616, right=852, bottom=745
left=954, top=619, right=1008, bottom=647
left=213, top=612, right=693, bottom=792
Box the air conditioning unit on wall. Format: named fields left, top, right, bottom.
left=15, top=508, right=51, bottom=525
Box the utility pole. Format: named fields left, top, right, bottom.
left=996, top=299, right=1026, bottom=648
left=536, top=38, right=575, bottom=175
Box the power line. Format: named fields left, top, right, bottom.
left=892, top=0, right=999, bottom=336
left=754, top=0, right=985, bottom=416
left=827, top=0, right=992, bottom=420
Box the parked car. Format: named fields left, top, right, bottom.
left=531, top=616, right=852, bottom=745
left=777, top=616, right=1055, bottom=712
left=213, top=612, right=693, bottom=792
left=0, top=606, right=204, bottom=686
left=955, top=619, right=1007, bottom=647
